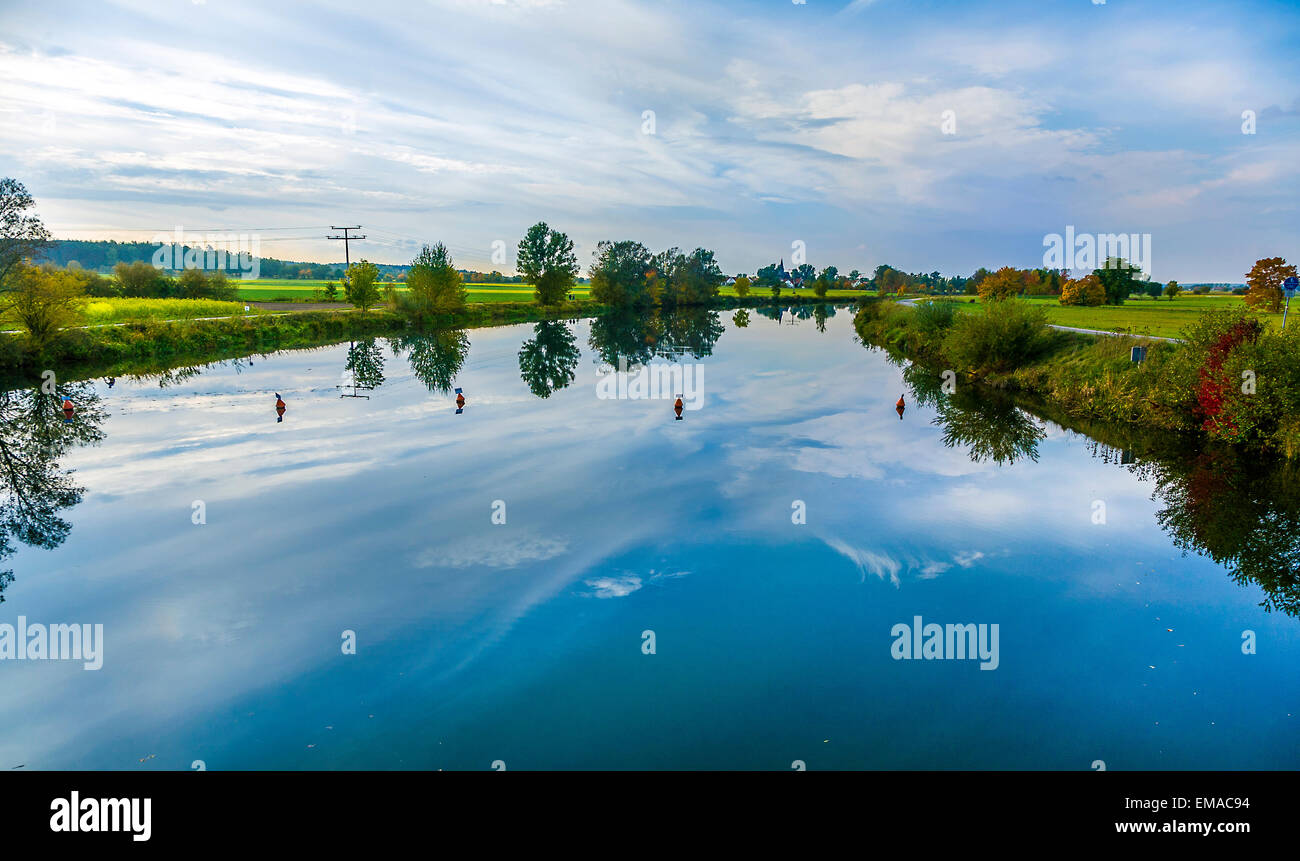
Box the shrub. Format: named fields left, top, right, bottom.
left=913, top=300, right=956, bottom=335
left=941, top=300, right=1058, bottom=374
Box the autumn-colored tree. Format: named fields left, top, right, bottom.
left=1059, top=274, right=1105, bottom=306
left=732, top=275, right=751, bottom=297
left=976, top=266, right=1023, bottom=302
left=1244, top=257, right=1297, bottom=313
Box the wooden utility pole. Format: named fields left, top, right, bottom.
left=327, top=226, right=366, bottom=269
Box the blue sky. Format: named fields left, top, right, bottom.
left=1, top=0, right=1297, bottom=281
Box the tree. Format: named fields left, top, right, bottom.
left=1164, top=280, right=1180, bottom=301
left=114, top=260, right=171, bottom=298
left=3, top=264, right=83, bottom=345
left=820, top=265, right=839, bottom=283
left=177, top=268, right=209, bottom=299
left=324, top=281, right=338, bottom=301
left=345, top=260, right=381, bottom=311
left=793, top=263, right=816, bottom=285
left=1244, top=257, right=1297, bottom=313
left=754, top=263, right=783, bottom=295
left=517, top=222, right=578, bottom=306
left=732, top=275, right=751, bottom=297
left=1092, top=257, right=1141, bottom=305
left=812, top=274, right=829, bottom=298
left=0, top=178, right=51, bottom=296
left=1059, top=274, right=1106, bottom=306
left=402, top=244, right=465, bottom=317
left=589, top=240, right=653, bottom=307
left=667, top=248, right=724, bottom=305
left=977, top=266, right=1023, bottom=302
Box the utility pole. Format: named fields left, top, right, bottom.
left=327, top=226, right=366, bottom=270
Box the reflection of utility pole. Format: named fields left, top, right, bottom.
left=337, top=383, right=372, bottom=399
left=327, top=226, right=366, bottom=269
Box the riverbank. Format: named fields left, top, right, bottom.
left=857, top=297, right=1300, bottom=459
left=0, top=293, right=852, bottom=385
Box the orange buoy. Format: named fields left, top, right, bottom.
left=896, top=395, right=905, bottom=409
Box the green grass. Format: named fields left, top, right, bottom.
left=924, top=293, right=1281, bottom=339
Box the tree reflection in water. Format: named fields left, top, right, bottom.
left=902, top=361, right=1045, bottom=466
left=0, top=381, right=106, bottom=603
left=1095, top=437, right=1300, bottom=617
left=344, top=338, right=387, bottom=391
left=588, top=308, right=723, bottom=370
left=899, top=355, right=1300, bottom=616
left=518, top=321, right=580, bottom=398
left=391, top=330, right=470, bottom=394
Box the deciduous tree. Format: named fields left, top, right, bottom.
left=1244, top=257, right=1297, bottom=314
left=517, top=222, right=578, bottom=306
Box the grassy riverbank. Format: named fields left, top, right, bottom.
left=1, top=292, right=847, bottom=384
left=925, top=293, right=1280, bottom=339
left=857, top=297, right=1300, bottom=458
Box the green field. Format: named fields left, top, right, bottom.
left=925, top=293, right=1282, bottom=339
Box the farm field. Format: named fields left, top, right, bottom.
left=926, top=293, right=1281, bottom=339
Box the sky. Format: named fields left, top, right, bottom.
left=1, top=0, right=1297, bottom=281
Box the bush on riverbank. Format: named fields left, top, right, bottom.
left=856, top=299, right=1300, bottom=457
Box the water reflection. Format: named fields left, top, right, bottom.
left=899, top=352, right=1300, bottom=615
left=588, top=308, right=723, bottom=368
left=391, top=330, right=470, bottom=394
left=1069, top=428, right=1300, bottom=618
left=902, top=361, right=1046, bottom=465
left=814, top=303, right=835, bottom=333
left=518, top=321, right=580, bottom=398
left=0, top=382, right=105, bottom=602
left=343, top=338, right=386, bottom=395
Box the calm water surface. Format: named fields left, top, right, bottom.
left=2, top=306, right=1297, bottom=769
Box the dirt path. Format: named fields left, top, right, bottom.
left=247, top=301, right=358, bottom=312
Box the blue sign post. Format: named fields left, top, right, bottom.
left=1284, top=276, right=1299, bottom=330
